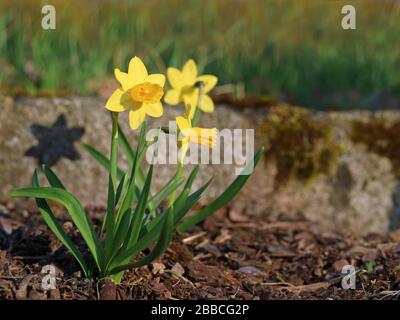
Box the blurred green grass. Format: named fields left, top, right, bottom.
left=0, top=0, right=399, bottom=109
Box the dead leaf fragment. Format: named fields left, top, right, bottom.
left=215, top=229, right=231, bottom=244
left=228, top=209, right=249, bottom=223
left=171, top=262, right=185, bottom=276
left=152, top=262, right=166, bottom=275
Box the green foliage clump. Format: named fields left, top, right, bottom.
left=1, top=0, right=400, bottom=108
left=259, top=105, right=342, bottom=186
left=351, top=117, right=400, bottom=176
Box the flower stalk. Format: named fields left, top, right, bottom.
left=110, top=112, right=119, bottom=189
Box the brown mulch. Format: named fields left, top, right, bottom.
left=1, top=203, right=400, bottom=300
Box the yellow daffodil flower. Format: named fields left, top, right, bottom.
left=176, top=112, right=217, bottom=163
left=105, top=56, right=165, bottom=130
left=164, top=59, right=218, bottom=118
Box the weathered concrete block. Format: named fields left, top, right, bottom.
left=0, top=96, right=399, bottom=235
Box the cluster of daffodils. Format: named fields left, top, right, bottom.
left=106, top=57, right=218, bottom=162
left=12, top=56, right=261, bottom=282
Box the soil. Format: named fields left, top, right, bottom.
left=1, top=203, right=400, bottom=300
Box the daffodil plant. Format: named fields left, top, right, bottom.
left=11, top=57, right=262, bottom=283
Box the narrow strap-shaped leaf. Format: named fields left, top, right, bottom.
left=139, top=177, right=189, bottom=236
left=117, top=124, right=135, bottom=165
left=183, top=165, right=200, bottom=190
left=31, top=169, right=89, bottom=277
left=82, top=144, right=124, bottom=180
left=115, top=172, right=127, bottom=205
left=115, top=177, right=135, bottom=231
left=149, top=175, right=185, bottom=210
left=107, top=206, right=174, bottom=275
left=140, top=176, right=210, bottom=237
left=173, top=177, right=213, bottom=225
left=114, top=134, right=143, bottom=227
left=42, top=165, right=65, bottom=189
left=11, top=187, right=104, bottom=271
left=107, top=213, right=167, bottom=271
left=115, top=124, right=149, bottom=227
left=115, top=156, right=139, bottom=228
left=104, top=174, right=116, bottom=260
left=110, top=208, right=132, bottom=253
left=118, top=123, right=146, bottom=187
left=119, top=124, right=159, bottom=217
left=176, top=147, right=263, bottom=232
left=126, top=164, right=154, bottom=245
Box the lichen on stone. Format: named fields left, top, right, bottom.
left=258, top=105, right=342, bottom=186
left=351, top=117, right=400, bottom=176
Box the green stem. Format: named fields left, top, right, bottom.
left=110, top=112, right=119, bottom=189
left=192, top=82, right=204, bottom=127
left=101, top=112, right=119, bottom=236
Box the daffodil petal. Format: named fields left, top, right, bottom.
left=178, top=137, right=190, bottom=164
left=196, top=75, right=218, bottom=93
left=146, top=73, right=166, bottom=87
left=183, top=88, right=199, bottom=113
left=129, top=107, right=146, bottom=130
left=167, top=67, right=185, bottom=89
left=128, top=56, right=148, bottom=85
left=185, top=103, right=196, bottom=119
left=114, top=68, right=134, bottom=91
left=199, top=94, right=215, bottom=113
left=182, top=59, right=197, bottom=84
left=145, top=101, right=163, bottom=117
left=176, top=116, right=191, bottom=131
left=189, top=128, right=217, bottom=148
left=164, top=89, right=181, bottom=105
left=105, top=89, right=128, bottom=112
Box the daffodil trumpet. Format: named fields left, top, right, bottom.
left=11, top=55, right=262, bottom=284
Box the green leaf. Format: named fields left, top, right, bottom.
left=118, top=123, right=145, bottom=187
left=30, top=169, right=89, bottom=277
left=115, top=172, right=127, bottom=205
left=176, top=147, right=263, bottom=232
left=142, top=175, right=211, bottom=236
left=150, top=175, right=185, bottom=210
left=82, top=144, right=124, bottom=180
left=115, top=152, right=140, bottom=228
left=117, top=124, right=135, bottom=165
left=42, top=165, right=65, bottom=189
left=183, top=165, right=200, bottom=191
left=118, top=123, right=157, bottom=215
left=126, top=164, right=154, bottom=245
left=111, top=208, right=132, bottom=254
left=11, top=186, right=104, bottom=271
left=174, top=177, right=213, bottom=225
left=107, top=206, right=174, bottom=275
left=107, top=212, right=167, bottom=271
left=114, top=128, right=145, bottom=229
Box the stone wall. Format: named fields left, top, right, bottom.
left=0, top=96, right=399, bottom=235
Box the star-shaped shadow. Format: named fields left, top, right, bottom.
left=25, top=114, right=85, bottom=166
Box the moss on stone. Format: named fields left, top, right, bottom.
left=211, top=94, right=279, bottom=109
left=258, top=105, right=342, bottom=186
left=351, top=117, right=400, bottom=176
